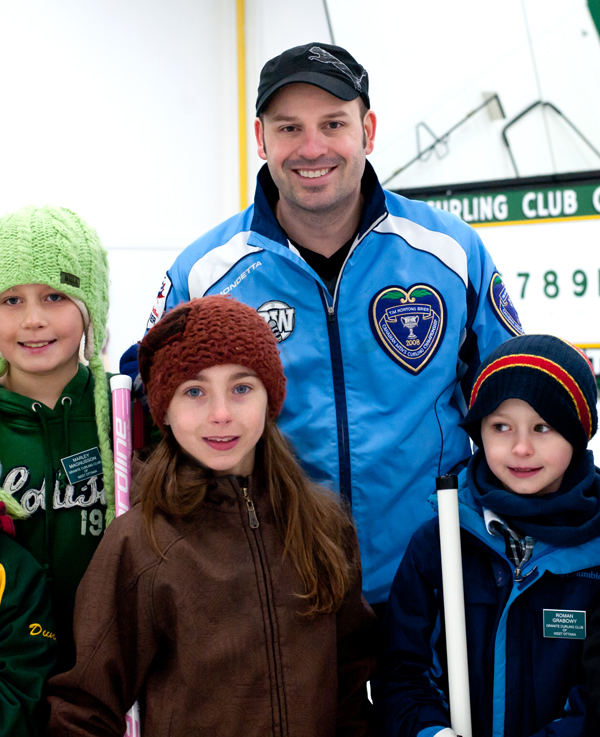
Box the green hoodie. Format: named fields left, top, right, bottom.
left=0, top=363, right=109, bottom=673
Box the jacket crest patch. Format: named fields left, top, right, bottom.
left=369, top=284, right=446, bottom=374
left=488, top=272, right=523, bottom=336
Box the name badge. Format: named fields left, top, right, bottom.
left=61, top=447, right=103, bottom=485
left=543, top=609, right=586, bottom=640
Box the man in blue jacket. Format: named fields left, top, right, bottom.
left=133, top=42, right=522, bottom=608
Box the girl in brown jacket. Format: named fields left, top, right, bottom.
left=47, top=295, right=377, bottom=737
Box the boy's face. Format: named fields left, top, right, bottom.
left=0, top=283, right=84, bottom=384
left=481, top=398, right=573, bottom=497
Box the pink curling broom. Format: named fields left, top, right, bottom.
left=110, top=375, right=142, bottom=737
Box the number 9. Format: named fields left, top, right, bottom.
left=89, top=509, right=103, bottom=536
left=573, top=270, right=587, bottom=297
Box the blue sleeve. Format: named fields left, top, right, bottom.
left=119, top=258, right=193, bottom=391
left=371, top=521, right=451, bottom=737
left=418, top=727, right=454, bottom=737
left=458, top=229, right=523, bottom=402
left=146, top=265, right=189, bottom=333
left=119, top=342, right=140, bottom=381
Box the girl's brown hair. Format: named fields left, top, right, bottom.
left=135, top=419, right=357, bottom=617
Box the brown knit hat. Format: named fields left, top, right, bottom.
left=139, top=296, right=287, bottom=429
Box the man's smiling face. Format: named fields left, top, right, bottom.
left=255, top=83, right=376, bottom=219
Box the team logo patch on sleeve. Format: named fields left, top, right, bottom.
left=146, top=275, right=172, bottom=330
left=369, top=285, right=446, bottom=373
left=257, top=300, right=296, bottom=342
left=488, top=273, right=524, bottom=336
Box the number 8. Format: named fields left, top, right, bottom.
left=544, top=271, right=559, bottom=298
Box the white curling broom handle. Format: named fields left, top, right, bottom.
left=437, top=475, right=472, bottom=737
left=110, top=376, right=142, bottom=737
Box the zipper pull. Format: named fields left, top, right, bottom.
left=241, top=482, right=259, bottom=529
left=515, top=564, right=537, bottom=584
left=327, top=305, right=335, bottom=323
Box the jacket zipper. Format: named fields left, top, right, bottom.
left=239, top=480, right=285, bottom=735
left=321, top=287, right=352, bottom=506
left=329, top=210, right=388, bottom=316
left=313, top=213, right=389, bottom=506
left=241, top=481, right=259, bottom=529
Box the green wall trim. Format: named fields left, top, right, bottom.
left=589, top=0, right=600, bottom=39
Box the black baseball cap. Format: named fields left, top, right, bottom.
left=255, top=42, right=370, bottom=115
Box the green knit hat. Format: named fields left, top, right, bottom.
left=0, top=205, right=115, bottom=523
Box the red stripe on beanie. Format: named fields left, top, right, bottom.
left=470, top=354, right=593, bottom=439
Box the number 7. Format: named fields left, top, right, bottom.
left=517, top=272, right=530, bottom=299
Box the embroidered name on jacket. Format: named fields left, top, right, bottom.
left=1, top=466, right=106, bottom=514
left=220, top=261, right=262, bottom=295
left=369, top=284, right=447, bottom=373
left=562, top=570, right=600, bottom=580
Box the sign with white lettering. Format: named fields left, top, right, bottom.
left=398, top=171, right=600, bottom=353
left=420, top=182, right=600, bottom=225
left=543, top=609, right=586, bottom=640
left=61, top=448, right=103, bottom=485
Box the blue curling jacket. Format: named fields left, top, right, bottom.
left=372, top=469, right=600, bottom=737
left=146, top=162, right=521, bottom=603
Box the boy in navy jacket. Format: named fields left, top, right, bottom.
left=373, top=334, right=600, bottom=737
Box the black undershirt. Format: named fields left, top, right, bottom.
left=292, top=234, right=356, bottom=296
left=259, top=167, right=362, bottom=296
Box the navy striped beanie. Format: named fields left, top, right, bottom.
left=461, top=334, right=598, bottom=454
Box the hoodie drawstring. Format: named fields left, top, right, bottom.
left=61, top=396, right=73, bottom=455
left=32, top=402, right=56, bottom=583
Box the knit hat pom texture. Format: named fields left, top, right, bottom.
left=139, top=296, right=287, bottom=430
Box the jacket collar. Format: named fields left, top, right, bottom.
left=466, top=449, right=600, bottom=548
left=457, top=465, right=600, bottom=576
left=428, top=466, right=600, bottom=577
left=250, top=160, right=388, bottom=248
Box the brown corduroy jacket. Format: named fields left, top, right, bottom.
left=46, top=474, right=377, bottom=736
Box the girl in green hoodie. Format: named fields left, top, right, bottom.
left=0, top=205, right=115, bottom=674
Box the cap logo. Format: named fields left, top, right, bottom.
left=308, top=46, right=366, bottom=91
left=470, top=354, right=593, bottom=439
left=60, top=271, right=81, bottom=288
